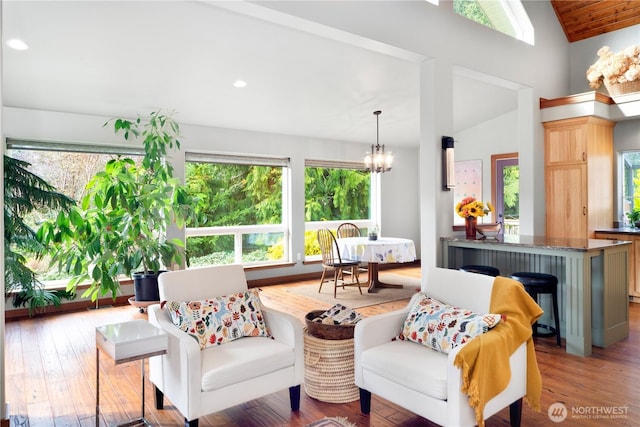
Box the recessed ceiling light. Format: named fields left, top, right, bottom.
left=6, top=38, right=29, bottom=51
left=233, top=80, right=247, bottom=88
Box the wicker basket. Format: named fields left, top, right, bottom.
left=303, top=330, right=359, bottom=403
left=305, top=310, right=356, bottom=340
left=604, top=79, right=640, bottom=97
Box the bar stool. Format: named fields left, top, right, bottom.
left=511, top=272, right=561, bottom=347
left=459, top=265, right=500, bottom=277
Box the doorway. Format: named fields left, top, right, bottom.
left=491, top=153, right=519, bottom=235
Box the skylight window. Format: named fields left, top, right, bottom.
left=454, top=0, right=534, bottom=45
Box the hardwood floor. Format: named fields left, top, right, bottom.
left=5, top=266, right=639, bottom=426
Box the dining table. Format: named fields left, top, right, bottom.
left=336, top=236, right=417, bottom=293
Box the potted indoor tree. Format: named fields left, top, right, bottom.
left=38, top=111, right=202, bottom=302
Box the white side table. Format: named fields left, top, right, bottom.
left=96, top=320, right=168, bottom=427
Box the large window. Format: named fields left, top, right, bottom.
left=184, top=153, right=290, bottom=267
left=304, top=160, right=374, bottom=258
left=454, top=0, right=534, bottom=45
left=5, top=139, right=144, bottom=283
left=622, top=151, right=640, bottom=221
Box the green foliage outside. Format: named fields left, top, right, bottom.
left=184, top=164, right=370, bottom=263
left=305, top=167, right=370, bottom=222
left=185, top=162, right=283, bottom=264
left=502, top=165, right=519, bottom=220
left=4, top=155, right=76, bottom=313
left=623, top=152, right=640, bottom=211
left=453, top=0, right=494, bottom=29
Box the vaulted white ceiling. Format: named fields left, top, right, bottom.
left=2, top=0, right=517, bottom=148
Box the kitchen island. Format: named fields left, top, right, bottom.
left=441, top=235, right=630, bottom=357
left=595, top=228, right=640, bottom=302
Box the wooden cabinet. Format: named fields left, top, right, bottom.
left=544, top=116, right=615, bottom=240
left=595, top=231, right=640, bottom=302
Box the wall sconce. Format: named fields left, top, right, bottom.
left=442, top=136, right=455, bottom=191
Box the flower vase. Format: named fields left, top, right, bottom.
left=465, top=217, right=477, bottom=239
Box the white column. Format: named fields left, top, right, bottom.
left=420, top=57, right=454, bottom=272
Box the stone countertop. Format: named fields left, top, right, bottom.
left=441, top=234, right=631, bottom=252
left=595, top=228, right=640, bottom=236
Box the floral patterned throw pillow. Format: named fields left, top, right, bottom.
left=165, top=289, right=271, bottom=350
left=397, top=292, right=502, bottom=354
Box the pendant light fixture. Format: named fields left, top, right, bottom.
left=364, top=110, right=392, bottom=173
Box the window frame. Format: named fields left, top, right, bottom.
left=303, top=159, right=378, bottom=261
left=5, top=138, right=146, bottom=288
left=184, top=152, right=291, bottom=267
left=453, top=0, right=534, bottom=45
left=620, top=150, right=640, bottom=224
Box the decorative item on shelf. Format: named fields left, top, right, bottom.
left=442, top=136, right=455, bottom=191
left=464, top=217, right=477, bottom=240
left=586, top=45, right=640, bottom=101
left=455, top=197, right=493, bottom=240
left=476, top=222, right=503, bottom=240
left=364, top=110, right=392, bottom=173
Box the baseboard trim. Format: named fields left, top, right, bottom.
left=5, top=261, right=420, bottom=320
left=5, top=295, right=132, bottom=321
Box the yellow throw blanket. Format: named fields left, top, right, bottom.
left=453, top=276, right=544, bottom=427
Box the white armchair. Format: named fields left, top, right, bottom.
left=147, top=264, right=304, bottom=427
left=354, top=267, right=533, bottom=427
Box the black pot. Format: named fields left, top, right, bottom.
left=132, top=270, right=167, bottom=302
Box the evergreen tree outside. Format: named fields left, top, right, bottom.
left=184, top=161, right=371, bottom=263
left=9, top=148, right=373, bottom=274
left=185, top=162, right=283, bottom=264
left=304, top=167, right=370, bottom=222
left=4, top=155, right=76, bottom=313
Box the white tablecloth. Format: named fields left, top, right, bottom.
left=337, top=237, right=416, bottom=264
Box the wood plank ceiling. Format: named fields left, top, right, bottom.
left=550, top=0, right=640, bottom=42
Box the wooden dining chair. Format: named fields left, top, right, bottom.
left=337, top=222, right=362, bottom=238
left=336, top=223, right=369, bottom=277
left=317, top=228, right=363, bottom=298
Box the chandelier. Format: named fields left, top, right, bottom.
left=364, top=110, right=392, bottom=173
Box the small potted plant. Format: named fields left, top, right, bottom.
left=627, top=208, right=640, bottom=228
left=368, top=226, right=378, bottom=241
left=39, top=111, right=202, bottom=302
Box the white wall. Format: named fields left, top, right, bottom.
left=456, top=110, right=519, bottom=221
left=3, top=106, right=421, bottom=282
left=259, top=0, right=571, bottom=267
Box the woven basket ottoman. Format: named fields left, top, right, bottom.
left=303, top=329, right=359, bottom=403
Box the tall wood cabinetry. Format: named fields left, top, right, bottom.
left=544, top=116, right=615, bottom=240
